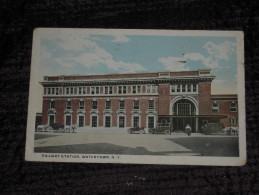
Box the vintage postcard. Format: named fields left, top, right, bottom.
left=25, top=28, right=246, bottom=166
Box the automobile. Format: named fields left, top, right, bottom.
left=49, top=123, right=65, bottom=132
left=128, top=127, right=145, bottom=134
left=148, top=122, right=173, bottom=135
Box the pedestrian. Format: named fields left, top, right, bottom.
left=185, top=124, right=192, bottom=136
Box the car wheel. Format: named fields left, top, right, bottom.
left=165, top=130, right=171, bottom=135
left=148, top=129, right=153, bottom=134
left=140, top=129, right=144, bottom=134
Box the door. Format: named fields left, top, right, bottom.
left=66, top=115, right=71, bottom=126
left=119, top=116, right=125, bottom=128
left=49, top=115, right=55, bottom=126
left=105, top=116, right=111, bottom=127
left=79, top=116, right=84, bottom=127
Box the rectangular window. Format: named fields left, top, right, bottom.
left=50, top=101, right=55, bottom=109
left=106, top=101, right=111, bottom=109
left=147, top=85, right=151, bottom=93
left=133, top=116, right=139, bottom=128
left=79, top=116, right=84, bottom=127
left=66, top=115, right=71, bottom=126
left=171, top=85, right=176, bottom=93
left=177, top=85, right=181, bottom=92
left=83, top=87, right=86, bottom=94
left=48, top=88, right=51, bottom=95
left=152, top=85, right=157, bottom=93
left=91, top=87, right=95, bottom=94
left=78, top=87, right=82, bottom=95
left=230, top=118, right=238, bottom=124
left=123, top=86, right=127, bottom=94
left=187, top=84, right=191, bottom=92
left=137, top=86, right=141, bottom=93
left=212, top=102, right=219, bottom=112
left=105, top=86, right=108, bottom=94
left=79, top=101, right=84, bottom=109
left=109, top=86, right=113, bottom=94
left=70, top=87, right=73, bottom=95
left=193, top=84, right=197, bottom=92
left=92, top=101, right=97, bottom=109
left=182, top=85, right=186, bottom=92
left=230, top=102, right=237, bottom=112
left=119, top=101, right=125, bottom=109
left=92, top=116, right=97, bottom=127
left=96, top=87, right=99, bottom=94
left=119, top=116, right=125, bottom=128
left=148, top=117, right=155, bottom=128
left=66, top=88, right=69, bottom=95
left=132, top=86, right=136, bottom=94
left=105, top=116, right=111, bottom=127
left=148, top=100, right=154, bottom=109
left=52, top=88, right=55, bottom=94
left=55, top=88, right=59, bottom=95
left=134, top=100, right=139, bottom=109
left=66, top=101, right=72, bottom=109
left=118, top=86, right=122, bottom=94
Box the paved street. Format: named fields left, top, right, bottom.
left=34, top=131, right=239, bottom=157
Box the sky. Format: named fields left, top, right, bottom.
left=38, top=31, right=238, bottom=95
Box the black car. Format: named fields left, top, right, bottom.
left=50, top=123, right=64, bottom=132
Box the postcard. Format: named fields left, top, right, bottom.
left=25, top=28, right=246, bottom=165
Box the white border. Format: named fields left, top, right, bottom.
left=25, top=28, right=246, bottom=166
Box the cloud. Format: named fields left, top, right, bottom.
left=158, top=57, right=190, bottom=71
left=159, top=41, right=236, bottom=70
left=41, top=35, right=145, bottom=73
left=112, top=34, right=130, bottom=42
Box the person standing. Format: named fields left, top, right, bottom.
left=185, top=124, right=192, bottom=136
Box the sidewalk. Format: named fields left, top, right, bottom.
left=76, top=126, right=130, bottom=134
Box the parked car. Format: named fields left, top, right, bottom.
left=148, top=122, right=173, bottom=135
left=128, top=127, right=145, bottom=134
left=49, top=123, right=65, bottom=132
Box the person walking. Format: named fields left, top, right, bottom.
left=185, top=124, right=192, bottom=136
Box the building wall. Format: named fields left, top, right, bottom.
left=198, top=82, right=212, bottom=115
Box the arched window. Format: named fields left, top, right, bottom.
left=172, top=99, right=196, bottom=116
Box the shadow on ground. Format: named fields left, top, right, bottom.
left=34, top=134, right=60, bottom=140
left=167, top=137, right=239, bottom=157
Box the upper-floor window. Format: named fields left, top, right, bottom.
left=118, top=86, right=127, bottom=94
left=119, top=101, right=125, bottom=109
left=92, top=101, right=97, bottom=109
left=55, top=88, right=59, bottom=95
left=106, top=101, right=111, bottom=109
left=171, top=85, right=176, bottom=93
left=187, top=84, right=191, bottom=92
left=78, top=87, right=82, bottom=95
left=212, top=102, right=219, bottom=112
left=109, top=86, right=113, bottom=94
left=50, top=101, right=55, bottom=109
left=82, top=87, right=86, bottom=94
left=105, top=86, right=113, bottom=94
left=96, top=87, right=100, bottom=94
left=70, top=87, right=74, bottom=95
left=148, top=100, right=154, bottom=109
left=51, top=88, right=54, bottom=95
left=66, top=101, right=72, bottom=109
left=230, top=102, right=237, bottom=112
left=147, top=85, right=157, bottom=93
left=91, top=87, right=95, bottom=94
left=66, top=87, right=69, bottom=95
left=132, top=85, right=142, bottom=94
left=171, top=84, right=198, bottom=93
left=133, top=100, right=139, bottom=109
left=177, top=85, right=181, bottom=92
left=79, top=100, right=84, bottom=109
left=48, top=88, right=51, bottom=95
left=193, top=84, right=197, bottom=92
left=182, top=85, right=186, bottom=92
left=230, top=118, right=238, bottom=124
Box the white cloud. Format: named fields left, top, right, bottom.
left=158, top=57, right=190, bottom=71
left=112, top=34, right=130, bottom=42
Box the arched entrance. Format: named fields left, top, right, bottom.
left=171, top=97, right=198, bottom=132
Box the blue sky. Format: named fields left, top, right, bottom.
left=39, top=32, right=237, bottom=94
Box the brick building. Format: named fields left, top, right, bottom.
left=40, top=69, right=238, bottom=132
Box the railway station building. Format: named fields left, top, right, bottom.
left=40, top=69, right=238, bottom=132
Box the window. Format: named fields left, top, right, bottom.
left=119, top=101, right=125, bottom=109
left=92, top=101, right=97, bottom=109
left=78, top=87, right=82, bottom=95
left=152, top=85, right=157, bottom=93
left=78, top=116, right=84, bottom=127
left=50, top=101, right=55, bottom=109
left=105, top=86, right=108, bottom=94
left=148, top=100, right=154, bottom=109
left=70, top=87, right=73, bottom=95
left=171, top=85, right=176, bottom=93
left=91, top=87, right=95, bottom=94
left=182, top=85, right=186, bottom=92
left=230, top=102, right=237, bottom=112
left=48, top=88, right=51, bottom=95
left=177, top=85, right=181, bottom=92
left=106, top=101, right=111, bottom=109
left=118, top=86, right=122, bottom=94
left=66, top=101, right=71, bottom=109
left=92, top=116, right=97, bottom=127
left=51, top=88, right=55, bottom=95
left=132, top=86, right=136, bottom=94
left=148, top=116, right=155, bottom=128
left=134, top=100, right=139, bottom=109
left=230, top=118, right=238, bottom=124
left=96, top=87, right=99, bottom=94
left=109, top=86, right=113, bottom=94
left=83, top=87, right=86, bottom=94
left=212, top=102, right=219, bottom=112
left=147, top=85, right=151, bottom=93
left=79, top=101, right=84, bottom=109
left=66, top=115, right=71, bottom=126
left=55, top=88, right=59, bottom=95
left=105, top=116, right=111, bottom=127
left=123, top=86, right=127, bottom=94
left=137, top=86, right=141, bottom=93
left=133, top=116, right=139, bottom=128
left=118, top=86, right=126, bottom=94
left=187, top=84, right=191, bottom=92
left=66, top=88, right=69, bottom=95
left=193, top=84, right=197, bottom=92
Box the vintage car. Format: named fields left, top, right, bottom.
left=36, top=124, right=52, bottom=132
left=49, top=123, right=65, bottom=132
left=128, top=127, right=145, bottom=134
left=148, top=122, right=173, bottom=135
